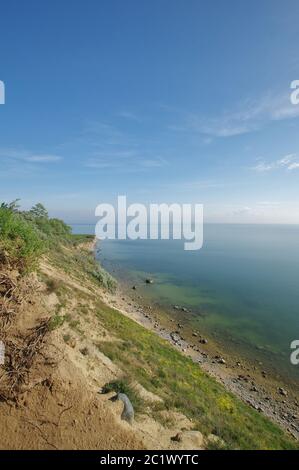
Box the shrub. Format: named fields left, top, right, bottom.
left=101, top=378, right=144, bottom=413
left=0, top=207, right=44, bottom=271
left=35, top=217, right=72, bottom=241
left=91, top=267, right=117, bottom=292
left=0, top=201, right=74, bottom=272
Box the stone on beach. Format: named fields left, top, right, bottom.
left=199, top=338, right=208, bottom=344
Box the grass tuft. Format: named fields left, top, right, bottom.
left=95, top=301, right=298, bottom=450
left=102, top=378, right=144, bottom=414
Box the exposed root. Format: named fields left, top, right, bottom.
left=0, top=272, right=17, bottom=331
left=0, top=299, right=15, bottom=330
left=0, top=319, right=51, bottom=401
left=0, top=273, right=17, bottom=299
left=0, top=268, right=40, bottom=331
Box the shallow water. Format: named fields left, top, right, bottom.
left=72, top=223, right=299, bottom=381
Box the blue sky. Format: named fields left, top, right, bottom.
left=1, top=0, right=299, bottom=223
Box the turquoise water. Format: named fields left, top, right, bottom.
left=72, top=224, right=299, bottom=380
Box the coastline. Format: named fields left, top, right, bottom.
left=1, top=211, right=297, bottom=449
left=99, top=262, right=299, bottom=440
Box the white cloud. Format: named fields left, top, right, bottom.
left=24, top=154, right=61, bottom=162
left=251, top=162, right=275, bottom=172
left=171, top=90, right=299, bottom=139
left=251, top=153, right=298, bottom=172
left=278, top=154, right=296, bottom=165
left=0, top=148, right=62, bottom=163
left=287, top=162, right=299, bottom=170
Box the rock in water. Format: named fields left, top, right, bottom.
left=118, top=393, right=134, bottom=423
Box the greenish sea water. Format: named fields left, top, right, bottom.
left=72, top=223, right=299, bottom=381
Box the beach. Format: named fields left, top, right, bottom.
left=101, top=273, right=299, bottom=440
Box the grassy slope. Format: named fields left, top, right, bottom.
left=0, top=205, right=297, bottom=450
left=48, top=235, right=297, bottom=450
left=95, top=300, right=297, bottom=450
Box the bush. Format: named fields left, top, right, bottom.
left=0, top=201, right=75, bottom=272
left=101, top=378, right=144, bottom=413
left=35, top=217, right=72, bottom=242
left=0, top=207, right=44, bottom=271
left=91, top=267, right=117, bottom=292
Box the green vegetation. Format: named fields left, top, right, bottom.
left=71, top=234, right=95, bottom=246
left=49, top=313, right=65, bottom=331
left=90, top=266, right=116, bottom=291
left=0, top=200, right=71, bottom=272
left=0, top=200, right=115, bottom=291
left=0, top=205, right=43, bottom=271
left=48, top=241, right=116, bottom=292
left=1, top=199, right=297, bottom=450
left=102, top=378, right=144, bottom=414
left=95, top=300, right=298, bottom=450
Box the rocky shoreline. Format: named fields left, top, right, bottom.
left=102, top=277, right=299, bottom=441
